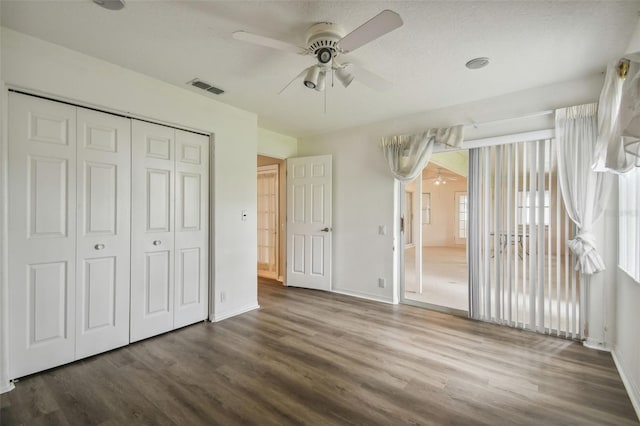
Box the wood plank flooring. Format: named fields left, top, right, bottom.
left=1, top=280, right=638, bottom=425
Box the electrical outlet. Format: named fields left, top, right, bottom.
left=379, top=225, right=386, bottom=235
left=378, top=278, right=385, bottom=288
left=220, top=291, right=226, bottom=303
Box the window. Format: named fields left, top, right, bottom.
left=619, top=167, right=640, bottom=283
left=457, top=192, right=468, bottom=239
left=517, top=190, right=551, bottom=226
left=422, top=192, right=431, bottom=224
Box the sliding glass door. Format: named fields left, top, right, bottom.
left=468, top=139, right=582, bottom=339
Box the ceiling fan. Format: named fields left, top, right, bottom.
left=232, top=10, right=403, bottom=94
left=426, top=168, right=458, bottom=186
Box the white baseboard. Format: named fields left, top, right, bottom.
left=612, top=349, right=640, bottom=422
left=331, top=288, right=395, bottom=305
left=0, top=381, right=14, bottom=394
left=583, top=338, right=610, bottom=352
left=212, top=303, right=260, bottom=322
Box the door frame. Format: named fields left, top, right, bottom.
left=257, top=163, right=280, bottom=280
left=396, top=169, right=468, bottom=318
left=0, top=86, right=215, bottom=391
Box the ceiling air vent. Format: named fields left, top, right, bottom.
left=188, top=78, right=225, bottom=95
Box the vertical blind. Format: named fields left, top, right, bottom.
left=469, top=139, right=582, bottom=339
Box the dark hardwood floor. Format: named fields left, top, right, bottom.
left=1, top=280, right=638, bottom=425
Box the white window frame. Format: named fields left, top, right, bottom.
left=517, top=189, right=551, bottom=226
left=455, top=191, right=468, bottom=242
left=422, top=192, right=431, bottom=225
left=619, top=167, right=640, bottom=283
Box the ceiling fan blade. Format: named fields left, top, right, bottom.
left=338, top=10, right=403, bottom=53
left=350, top=63, right=393, bottom=91
left=232, top=31, right=307, bottom=55
left=278, top=67, right=312, bottom=94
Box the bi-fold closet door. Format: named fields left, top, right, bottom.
left=8, top=93, right=131, bottom=378
left=7, top=93, right=209, bottom=379
left=130, top=120, right=209, bottom=342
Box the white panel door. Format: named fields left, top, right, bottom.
left=174, top=129, right=209, bottom=328
left=8, top=93, right=77, bottom=378
left=131, top=120, right=175, bottom=342
left=286, top=155, right=332, bottom=291
left=75, top=108, right=131, bottom=358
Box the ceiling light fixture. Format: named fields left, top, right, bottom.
left=315, top=71, right=326, bottom=92
left=335, top=66, right=355, bottom=88
left=304, top=66, right=320, bottom=89
left=465, top=57, right=490, bottom=70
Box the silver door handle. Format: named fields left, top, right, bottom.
left=94, top=244, right=105, bottom=250
left=320, top=227, right=332, bottom=232
left=153, top=240, right=162, bottom=246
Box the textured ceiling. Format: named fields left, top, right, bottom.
left=2, top=1, right=639, bottom=138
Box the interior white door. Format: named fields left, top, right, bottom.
left=174, top=129, right=209, bottom=328
left=8, top=93, right=77, bottom=378
left=286, top=155, right=332, bottom=291
left=257, top=165, right=279, bottom=279
left=75, top=108, right=131, bottom=359
left=130, top=120, right=175, bottom=342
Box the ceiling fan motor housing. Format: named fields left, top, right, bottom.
left=306, top=22, right=344, bottom=64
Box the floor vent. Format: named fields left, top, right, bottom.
left=188, top=79, right=225, bottom=95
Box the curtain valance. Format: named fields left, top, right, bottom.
left=380, top=125, right=464, bottom=182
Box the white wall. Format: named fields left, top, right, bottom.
left=611, top=180, right=640, bottom=418
left=258, top=127, right=297, bottom=159
left=299, top=126, right=396, bottom=303
left=0, top=27, right=259, bottom=388
left=297, top=74, right=603, bottom=304
left=614, top=269, right=640, bottom=418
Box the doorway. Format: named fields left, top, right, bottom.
left=257, top=155, right=285, bottom=283
left=403, top=151, right=469, bottom=314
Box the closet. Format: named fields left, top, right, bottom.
left=7, top=92, right=209, bottom=379
left=130, top=121, right=209, bottom=342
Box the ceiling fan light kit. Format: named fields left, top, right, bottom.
left=335, top=66, right=354, bottom=88
left=232, top=9, right=403, bottom=97
left=304, top=66, right=321, bottom=89
left=315, top=71, right=327, bottom=92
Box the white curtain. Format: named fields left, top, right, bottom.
left=556, top=103, right=613, bottom=274
left=593, top=59, right=640, bottom=172
left=380, top=125, right=463, bottom=182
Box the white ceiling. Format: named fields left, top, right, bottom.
left=2, top=1, right=639, bottom=138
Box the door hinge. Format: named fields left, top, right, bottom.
left=400, top=216, right=405, bottom=233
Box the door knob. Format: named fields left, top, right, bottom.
left=320, top=227, right=331, bottom=232
left=94, top=244, right=105, bottom=250
left=153, top=240, right=162, bottom=246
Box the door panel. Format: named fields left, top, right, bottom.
left=174, top=130, right=209, bottom=328
left=8, top=93, right=77, bottom=378
left=83, top=256, right=116, bottom=330
left=286, top=155, right=332, bottom=290
left=75, top=108, right=131, bottom=359
left=131, top=121, right=175, bottom=342
left=29, top=261, right=68, bottom=343
left=28, top=156, right=68, bottom=238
